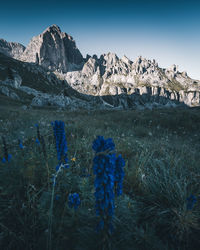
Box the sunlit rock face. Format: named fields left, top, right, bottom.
left=20, top=25, right=83, bottom=73
left=65, top=53, right=200, bottom=107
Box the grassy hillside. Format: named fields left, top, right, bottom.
left=0, top=104, right=200, bottom=249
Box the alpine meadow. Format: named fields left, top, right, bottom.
left=1, top=0, right=200, bottom=249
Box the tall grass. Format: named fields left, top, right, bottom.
left=0, top=106, right=200, bottom=249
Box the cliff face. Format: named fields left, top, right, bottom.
left=0, top=25, right=200, bottom=108
left=20, top=25, right=83, bottom=73
left=65, top=53, right=200, bottom=107
left=0, top=39, right=25, bottom=59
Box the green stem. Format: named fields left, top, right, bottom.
left=47, top=180, right=55, bottom=250
left=47, top=164, right=63, bottom=250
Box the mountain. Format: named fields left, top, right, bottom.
left=0, top=39, right=25, bottom=59
left=0, top=52, right=94, bottom=109
left=20, top=24, right=83, bottom=73
left=65, top=53, right=200, bottom=107
left=0, top=25, right=200, bottom=109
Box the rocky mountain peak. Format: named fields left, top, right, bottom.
left=45, top=24, right=62, bottom=33
left=20, top=25, right=83, bottom=73
left=82, top=57, right=99, bottom=77
left=103, top=52, right=119, bottom=65
left=169, top=64, right=178, bottom=73
left=121, top=55, right=132, bottom=65
left=1, top=25, right=200, bottom=109
left=0, top=39, right=25, bottom=59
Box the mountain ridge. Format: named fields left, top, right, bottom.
left=0, top=25, right=200, bottom=109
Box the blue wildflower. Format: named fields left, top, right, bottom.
left=18, top=139, right=24, bottom=149
left=93, top=136, right=116, bottom=233
left=35, top=138, right=40, bottom=145
left=52, top=120, right=68, bottom=170
left=68, top=193, right=81, bottom=210
left=56, top=164, right=61, bottom=172
left=92, top=136, right=115, bottom=153
left=114, top=154, right=125, bottom=196
left=2, top=157, right=6, bottom=163
left=186, top=194, right=197, bottom=210
left=7, top=154, right=12, bottom=162
left=2, top=154, right=12, bottom=163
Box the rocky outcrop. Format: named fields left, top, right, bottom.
left=65, top=53, right=200, bottom=107
left=2, top=69, right=22, bottom=88
left=20, top=25, right=83, bottom=73
left=0, top=85, right=20, bottom=100
left=0, top=25, right=200, bottom=109
left=0, top=39, right=25, bottom=59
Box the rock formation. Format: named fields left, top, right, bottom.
left=0, top=39, right=25, bottom=59
left=0, top=25, right=200, bottom=108
left=20, top=24, right=83, bottom=73
left=65, top=53, right=200, bottom=100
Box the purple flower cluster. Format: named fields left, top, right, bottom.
left=35, top=138, right=40, bottom=145
left=2, top=154, right=12, bottom=163
left=92, top=136, right=125, bottom=232
left=68, top=193, right=81, bottom=210
left=92, top=136, right=115, bottom=153
left=52, top=121, right=68, bottom=170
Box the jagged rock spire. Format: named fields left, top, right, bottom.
left=20, top=25, right=83, bottom=73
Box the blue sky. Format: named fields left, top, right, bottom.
left=0, top=0, right=200, bottom=79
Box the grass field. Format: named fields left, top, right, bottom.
left=0, top=104, right=200, bottom=250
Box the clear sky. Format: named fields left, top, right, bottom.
left=0, top=0, right=200, bottom=79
